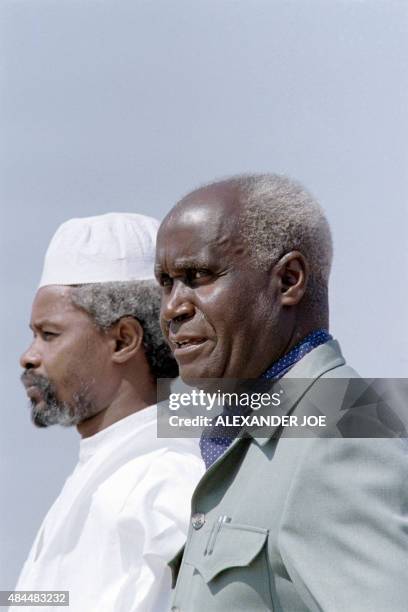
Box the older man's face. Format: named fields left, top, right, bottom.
left=155, top=188, right=286, bottom=380
left=20, top=286, right=114, bottom=427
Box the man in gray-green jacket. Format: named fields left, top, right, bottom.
left=155, top=173, right=408, bottom=612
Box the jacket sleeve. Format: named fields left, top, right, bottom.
left=278, top=437, right=408, bottom=612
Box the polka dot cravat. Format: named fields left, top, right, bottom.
left=199, top=329, right=332, bottom=469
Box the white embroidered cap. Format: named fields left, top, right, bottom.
left=39, top=212, right=159, bottom=287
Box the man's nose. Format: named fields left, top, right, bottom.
left=161, top=280, right=195, bottom=325
left=20, top=344, right=41, bottom=370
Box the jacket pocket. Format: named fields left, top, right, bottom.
left=187, top=521, right=268, bottom=583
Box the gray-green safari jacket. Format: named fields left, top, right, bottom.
left=169, top=341, right=408, bottom=612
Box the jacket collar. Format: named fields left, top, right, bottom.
left=192, top=340, right=345, bottom=489
left=246, top=339, right=345, bottom=446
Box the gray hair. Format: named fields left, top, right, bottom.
left=238, top=174, right=332, bottom=314
left=191, top=173, right=332, bottom=317
left=71, top=281, right=178, bottom=379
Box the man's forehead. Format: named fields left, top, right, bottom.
left=156, top=183, right=246, bottom=269
left=167, top=203, right=214, bottom=228
left=156, top=225, right=217, bottom=270
left=31, top=285, right=78, bottom=321
left=160, top=186, right=242, bottom=241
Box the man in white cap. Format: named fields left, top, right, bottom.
left=14, top=213, right=204, bottom=612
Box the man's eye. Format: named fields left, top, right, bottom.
left=42, top=331, right=58, bottom=340
left=191, top=269, right=210, bottom=281
left=160, top=275, right=173, bottom=288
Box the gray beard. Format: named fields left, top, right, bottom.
left=21, top=371, right=97, bottom=428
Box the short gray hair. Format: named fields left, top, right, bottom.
left=193, top=173, right=332, bottom=316
left=71, top=281, right=178, bottom=379
left=238, top=174, right=332, bottom=313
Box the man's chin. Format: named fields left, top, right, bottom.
left=32, top=415, right=50, bottom=428
left=179, top=365, right=223, bottom=390
left=30, top=400, right=75, bottom=428
left=31, top=405, right=53, bottom=428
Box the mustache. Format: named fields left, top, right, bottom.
left=20, top=370, right=53, bottom=393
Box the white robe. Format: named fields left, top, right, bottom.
left=12, top=404, right=204, bottom=612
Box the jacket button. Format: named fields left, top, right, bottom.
left=191, top=512, right=205, bottom=530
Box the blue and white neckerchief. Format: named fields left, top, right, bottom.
left=199, top=329, right=332, bottom=469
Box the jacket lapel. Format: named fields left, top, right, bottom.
left=247, top=340, right=346, bottom=446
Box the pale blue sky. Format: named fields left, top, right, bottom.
left=1, top=0, right=407, bottom=589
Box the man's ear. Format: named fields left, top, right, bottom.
left=273, top=251, right=309, bottom=306
left=109, top=317, right=144, bottom=364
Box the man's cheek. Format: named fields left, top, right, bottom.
left=59, top=366, right=81, bottom=393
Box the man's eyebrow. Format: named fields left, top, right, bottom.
left=30, top=318, right=63, bottom=330
left=155, top=257, right=212, bottom=276
left=171, top=257, right=211, bottom=270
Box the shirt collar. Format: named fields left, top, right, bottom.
left=261, top=329, right=332, bottom=381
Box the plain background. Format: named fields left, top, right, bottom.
left=1, top=0, right=407, bottom=591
